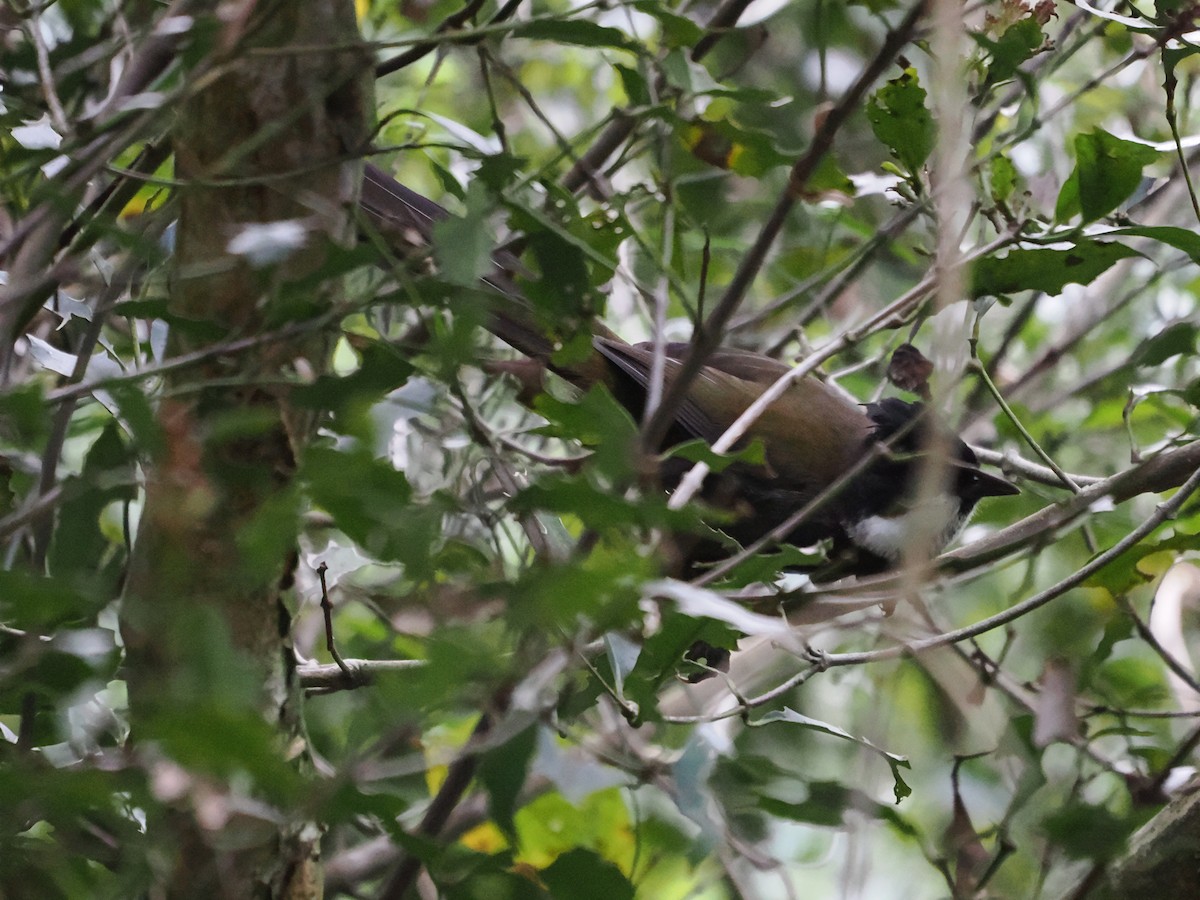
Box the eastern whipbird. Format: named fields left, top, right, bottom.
left=359, top=164, right=1019, bottom=577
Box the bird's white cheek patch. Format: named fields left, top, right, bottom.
left=845, top=494, right=969, bottom=560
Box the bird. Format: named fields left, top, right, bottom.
left=358, top=164, right=1018, bottom=576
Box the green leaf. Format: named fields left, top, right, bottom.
left=1094, top=656, right=1170, bottom=709
left=145, top=703, right=306, bottom=805
left=989, top=154, right=1019, bottom=204
left=512, top=218, right=605, bottom=335
left=1041, top=802, right=1145, bottom=860
left=0, top=383, right=50, bottom=446
left=433, top=182, right=496, bottom=287
left=1137, top=321, right=1198, bottom=367
left=303, top=445, right=442, bottom=576
left=756, top=780, right=917, bottom=833
left=513, top=19, right=638, bottom=53
left=0, top=570, right=102, bottom=630
left=680, top=117, right=792, bottom=177
left=1055, top=129, right=1159, bottom=223
left=969, top=240, right=1141, bottom=298
left=533, top=387, right=638, bottom=482
left=109, top=382, right=165, bottom=461
left=236, top=486, right=301, bottom=581
left=613, top=64, right=650, bottom=107
left=506, top=542, right=649, bottom=631
left=478, top=723, right=538, bottom=843
left=665, top=437, right=766, bottom=472
left=866, top=68, right=934, bottom=176
left=704, top=543, right=824, bottom=588
left=292, top=340, right=415, bottom=421
left=540, top=848, right=634, bottom=900
left=629, top=1, right=703, bottom=47
left=754, top=707, right=912, bottom=802
left=513, top=790, right=634, bottom=879
left=805, top=153, right=854, bottom=195
left=1105, top=225, right=1200, bottom=264
left=49, top=422, right=136, bottom=581
left=975, top=17, right=1044, bottom=86
left=1162, top=44, right=1200, bottom=86
left=621, top=611, right=739, bottom=713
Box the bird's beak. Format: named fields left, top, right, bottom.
left=970, top=467, right=1020, bottom=498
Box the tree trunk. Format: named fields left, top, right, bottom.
left=119, top=2, right=371, bottom=896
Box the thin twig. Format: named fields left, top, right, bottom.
left=316, top=562, right=355, bottom=679
left=969, top=314, right=1080, bottom=493
left=375, top=0, right=492, bottom=78
left=30, top=258, right=138, bottom=567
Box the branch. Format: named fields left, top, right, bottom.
left=377, top=714, right=494, bottom=900
left=298, top=658, right=425, bottom=694
left=664, top=444, right=1200, bottom=724
left=1076, top=786, right=1200, bottom=899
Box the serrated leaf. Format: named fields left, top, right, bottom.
left=512, top=474, right=695, bottom=534
left=990, top=154, right=1019, bottom=203
left=619, top=612, right=738, bottom=715
left=704, top=543, right=824, bottom=588
left=433, top=183, right=496, bottom=287
left=975, top=17, right=1044, bottom=86
left=866, top=68, right=934, bottom=176
left=650, top=579, right=798, bottom=640
left=532, top=387, right=638, bottom=481
left=507, top=546, right=648, bottom=631
left=969, top=240, right=1141, bottom=298
left=303, top=445, right=442, bottom=575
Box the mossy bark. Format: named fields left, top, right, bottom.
left=120, top=2, right=372, bottom=896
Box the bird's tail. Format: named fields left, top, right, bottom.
left=359, top=163, right=623, bottom=391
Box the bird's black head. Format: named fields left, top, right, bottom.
left=829, top=399, right=1018, bottom=565
left=863, top=397, right=1018, bottom=505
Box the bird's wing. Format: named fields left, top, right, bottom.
left=361, top=163, right=446, bottom=244
left=593, top=338, right=751, bottom=444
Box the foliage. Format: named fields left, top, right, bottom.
left=3, top=0, right=1200, bottom=897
